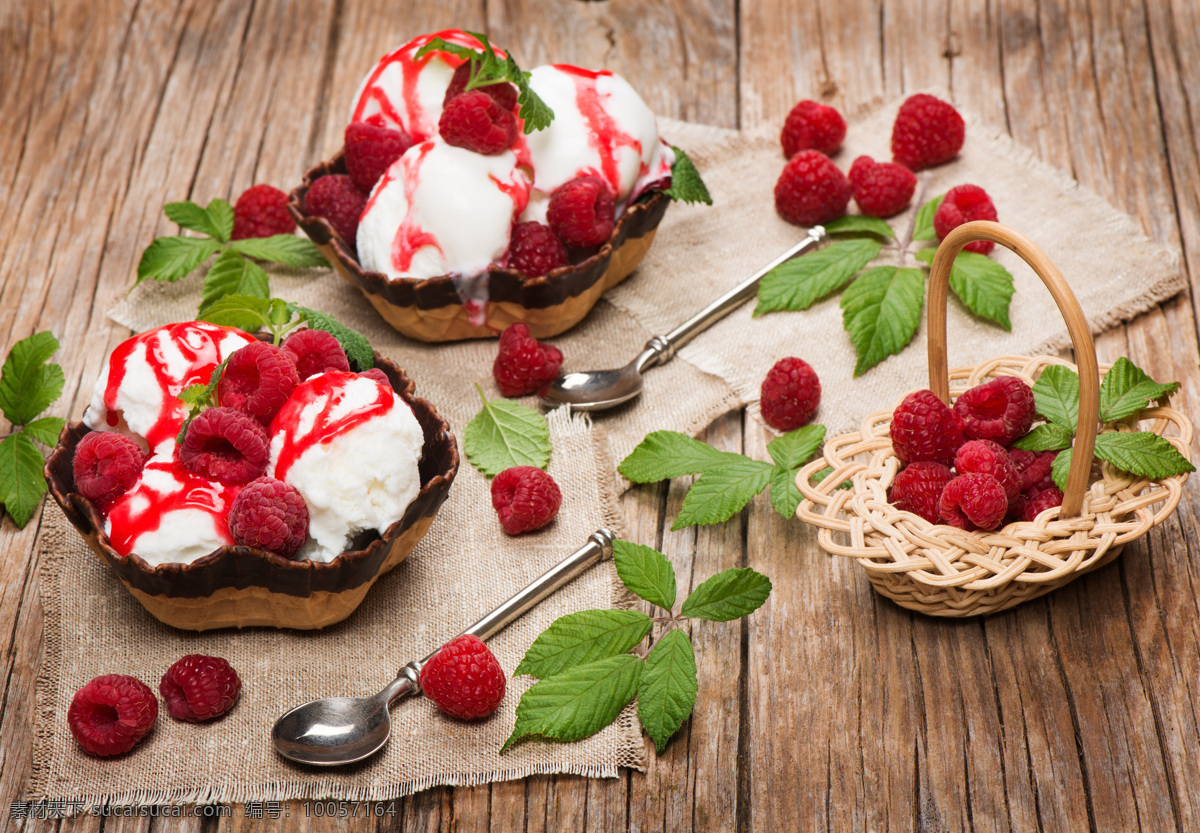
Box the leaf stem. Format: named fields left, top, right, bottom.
left=896, top=173, right=930, bottom=265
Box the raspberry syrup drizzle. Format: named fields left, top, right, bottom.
left=390, top=142, right=442, bottom=273
left=106, top=460, right=238, bottom=557
left=556, top=65, right=642, bottom=197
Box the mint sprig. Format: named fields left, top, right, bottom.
left=663, top=148, right=712, bottom=205
left=174, top=356, right=230, bottom=445
left=0, top=332, right=66, bottom=528
left=505, top=540, right=770, bottom=754
left=462, top=385, right=552, bottom=477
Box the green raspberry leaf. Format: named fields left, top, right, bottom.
left=663, top=147, right=712, bottom=205
left=637, top=629, right=698, bottom=754
left=513, top=609, right=653, bottom=679
left=768, top=465, right=803, bottom=520
left=1032, top=365, right=1081, bottom=432
left=671, top=458, right=775, bottom=530
left=612, top=540, right=677, bottom=611
left=198, top=294, right=272, bottom=333
left=823, top=215, right=895, bottom=239
left=754, top=238, right=881, bottom=316
left=198, top=250, right=270, bottom=317
left=136, top=236, right=222, bottom=285
left=22, top=416, right=66, bottom=447
left=1050, top=446, right=1073, bottom=492
left=766, top=425, right=827, bottom=520
left=164, top=199, right=231, bottom=243
left=463, top=385, right=552, bottom=477
left=1093, top=431, right=1195, bottom=480
left=840, top=266, right=925, bottom=376
left=811, top=466, right=853, bottom=490
left=618, top=430, right=740, bottom=483
left=502, top=654, right=642, bottom=752
left=912, top=194, right=944, bottom=241
left=1098, top=357, right=1181, bottom=423
left=207, top=198, right=235, bottom=243
left=1012, top=423, right=1073, bottom=452
left=293, top=305, right=374, bottom=370
left=0, top=330, right=64, bottom=426
left=680, top=567, right=772, bottom=622
left=0, top=433, right=47, bottom=528
left=229, top=235, right=329, bottom=268
left=914, top=248, right=1013, bottom=330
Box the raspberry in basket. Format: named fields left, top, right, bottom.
left=890, top=93, right=965, bottom=171
left=344, top=121, right=414, bottom=192
left=282, top=328, right=352, bottom=380
left=547, top=175, right=616, bottom=248
left=1010, top=448, right=1058, bottom=492
left=889, top=389, right=965, bottom=466
left=953, top=376, right=1035, bottom=446
left=228, top=476, right=310, bottom=557
left=159, top=655, right=242, bottom=723
left=179, top=407, right=270, bottom=485
left=759, top=357, right=821, bottom=431
left=491, top=465, right=562, bottom=535
left=493, top=323, right=564, bottom=397
left=780, top=100, right=846, bottom=158
left=954, top=439, right=1020, bottom=502
left=1022, top=486, right=1064, bottom=522
left=939, top=472, right=1008, bottom=530
left=217, top=341, right=299, bottom=425
left=847, top=156, right=917, bottom=218
left=72, top=431, right=145, bottom=503
left=889, top=461, right=953, bottom=524
left=774, top=150, right=852, bottom=226
left=934, top=185, right=999, bottom=254
left=68, top=674, right=158, bottom=756
left=231, top=184, right=296, bottom=240
left=420, top=634, right=506, bottom=720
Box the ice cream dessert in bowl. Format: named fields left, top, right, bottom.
left=44, top=321, right=458, bottom=631
left=290, top=29, right=706, bottom=342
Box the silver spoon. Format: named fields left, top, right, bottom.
left=539, top=226, right=829, bottom=411
left=271, top=529, right=615, bottom=766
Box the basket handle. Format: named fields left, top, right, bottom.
left=927, top=220, right=1099, bottom=517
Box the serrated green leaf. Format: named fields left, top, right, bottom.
left=516, top=83, right=555, bottom=133
left=164, top=200, right=226, bottom=241
left=176, top=383, right=211, bottom=407
left=463, top=386, right=551, bottom=477
left=207, top=198, right=235, bottom=243
left=671, top=459, right=775, bottom=530
left=754, top=238, right=881, bottom=316
left=198, top=250, right=270, bottom=316
left=663, top=147, right=712, bottom=205
left=1094, top=432, right=1195, bottom=479
left=1099, top=357, right=1180, bottom=422
left=0, top=433, right=47, bottom=528
left=22, top=416, right=66, bottom=447
left=766, top=425, right=826, bottom=471
left=840, top=266, right=924, bottom=376
left=229, top=235, right=329, bottom=268
left=823, top=215, right=895, bottom=238
left=612, top=540, right=677, bottom=611
left=638, top=629, right=698, bottom=754
left=811, top=466, right=853, bottom=490
left=680, top=567, right=772, bottom=622
left=0, top=330, right=63, bottom=425
left=136, top=236, right=222, bottom=285
left=912, top=194, right=944, bottom=241
left=293, top=306, right=374, bottom=370
left=618, top=430, right=739, bottom=483
left=1012, top=423, right=1073, bottom=451
left=502, top=654, right=642, bottom=752
left=268, top=298, right=292, bottom=327
left=1051, top=446, right=1073, bottom=491
left=915, top=248, right=1014, bottom=330
left=768, top=465, right=803, bottom=519
left=513, top=609, right=653, bottom=679
left=198, top=294, right=271, bottom=334
left=1032, top=365, right=1080, bottom=432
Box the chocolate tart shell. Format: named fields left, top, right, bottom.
left=289, top=152, right=670, bottom=342
left=44, top=352, right=458, bottom=631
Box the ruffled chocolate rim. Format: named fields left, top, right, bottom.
left=287, top=151, right=670, bottom=310
left=43, top=351, right=458, bottom=600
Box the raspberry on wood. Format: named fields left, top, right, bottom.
left=444, top=62, right=519, bottom=111
left=344, top=121, right=414, bottom=193
left=419, top=634, right=506, bottom=721
left=228, top=476, right=310, bottom=557
left=939, top=472, right=1008, bottom=531
left=774, top=150, right=851, bottom=227
left=953, top=376, right=1034, bottom=445
left=507, top=221, right=568, bottom=278
left=304, top=174, right=369, bottom=245
left=933, top=184, right=999, bottom=254
left=72, top=431, right=145, bottom=503
left=890, top=93, right=965, bottom=171
left=159, top=655, right=242, bottom=723
left=780, top=100, right=847, bottom=158
left=759, top=357, right=821, bottom=431
left=231, top=184, right=296, bottom=240
left=890, top=389, right=965, bottom=466
left=954, top=439, right=1020, bottom=502
left=217, top=341, right=299, bottom=425
left=439, top=90, right=519, bottom=155
left=889, top=461, right=954, bottom=524
left=546, top=175, right=616, bottom=248
left=847, top=155, right=917, bottom=218
left=281, top=328, right=352, bottom=380
left=68, top=674, right=158, bottom=757
left=179, top=407, right=270, bottom=485
left=491, top=466, right=562, bottom=535
left=493, top=323, right=564, bottom=397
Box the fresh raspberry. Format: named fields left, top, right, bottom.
left=954, top=439, right=1020, bottom=502
left=889, top=461, right=954, bottom=524
left=217, top=341, right=299, bottom=425
left=444, top=62, right=519, bottom=111
left=507, top=221, right=568, bottom=277
left=359, top=368, right=390, bottom=386
left=780, top=100, right=846, bottom=158
left=491, top=466, right=562, bottom=535
left=759, top=357, right=821, bottom=431
left=1022, top=486, right=1064, bottom=523
left=67, top=674, right=158, bottom=757
left=890, top=93, right=965, bottom=171
left=304, top=174, right=369, bottom=245
left=546, top=175, right=616, bottom=248
left=939, top=472, right=1008, bottom=531
left=179, top=407, right=269, bottom=485
left=72, top=432, right=145, bottom=503
left=231, top=184, right=296, bottom=240
left=889, top=389, right=965, bottom=466
left=1010, top=449, right=1058, bottom=492
left=438, top=90, right=518, bottom=155
left=953, top=376, right=1034, bottom=445
left=419, top=634, right=506, bottom=721
left=159, top=655, right=242, bottom=723
left=933, top=184, right=999, bottom=254
left=281, top=328, right=352, bottom=380
left=227, top=476, right=309, bottom=557
left=493, top=323, right=564, bottom=397
left=847, top=155, right=917, bottom=218
left=774, top=150, right=852, bottom=226
left=344, top=121, right=414, bottom=192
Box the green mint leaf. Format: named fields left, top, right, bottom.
left=754, top=238, right=881, bottom=316
left=198, top=294, right=272, bottom=334
left=823, top=215, right=895, bottom=239
left=1050, top=447, right=1073, bottom=492
left=502, top=654, right=642, bottom=752
left=840, top=266, right=924, bottom=376
left=637, top=629, right=698, bottom=754
left=174, top=356, right=230, bottom=444
left=0, top=330, right=63, bottom=426
left=765, top=425, right=827, bottom=520
left=612, top=540, right=677, bottom=611
left=663, top=148, right=712, bottom=205
left=671, top=458, right=775, bottom=530
left=1099, top=357, right=1180, bottom=422
left=229, top=235, right=329, bottom=268
left=176, top=384, right=211, bottom=408
left=198, top=250, right=270, bottom=317
left=414, top=37, right=480, bottom=64
left=463, top=385, right=552, bottom=477
left=811, top=466, right=853, bottom=490
left=164, top=200, right=227, bottom=242
left=1032, top=365, right=1081, bottom=432
left=136, top=236, right=222, bottom=285
left=268, top=298, right=293, bottom=328
left=1012, top=423, right=1073, bottom=451
left=515, top=73, right=555, bottom=133
left=618, top=430, right=739, bottom=483
left=1093, top=432, right=1195, bottom=479
left=22, top=416, right=66, bottom=447
left=680, top=567, right=772, bottom=622
left=513, top=609, right=653, bottom=679
left=914, top=248, right=1014, bottom=330
left=0, top=433, right=47, bottom=528
left=293, top=306, right=374, bottom=370
left=912, top=194, right=944, bottom=241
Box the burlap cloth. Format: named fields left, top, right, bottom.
left=30, top=96, right=1183, bottom=807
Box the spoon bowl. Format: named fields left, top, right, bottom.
left=539, top=361, right=653, bottom=411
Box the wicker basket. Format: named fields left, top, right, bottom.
left=796, top=221, right=1193, bottom=617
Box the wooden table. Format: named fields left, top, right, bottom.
left=3, top=1, right=1199, bottom=830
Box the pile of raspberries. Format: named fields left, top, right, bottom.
left=888, top=376, right=1063, bottom=531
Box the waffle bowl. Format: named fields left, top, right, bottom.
left=288, top=152, right=670, bottom=343
left=43, top=348, right=459, bottom=631
left=796, top=221, right=1193, bottom=617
